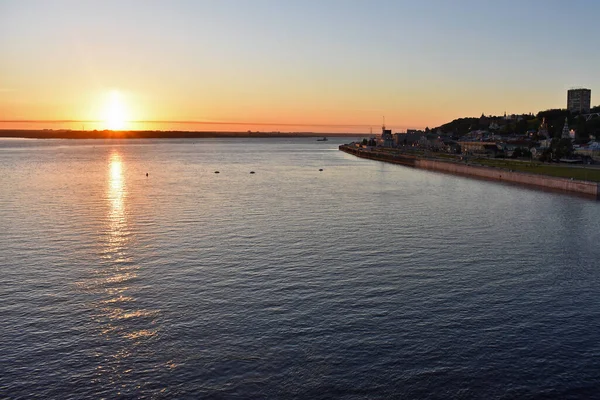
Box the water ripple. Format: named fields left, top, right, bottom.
left=1, top=138, right=599, bottom=399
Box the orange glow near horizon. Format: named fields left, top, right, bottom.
left=0, top=83, right=472, bottom=134
left=0, top=83, right=565, bottom=134
left=0, top=81, right=554, bottom=134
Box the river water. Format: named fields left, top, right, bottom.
left=1, top=137, right=599, bottom=399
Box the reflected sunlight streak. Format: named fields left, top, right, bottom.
left=77, top=150, right=160, bottom=388
left=101, top=152, right=159, bottom=344
left=108, top=152, right=127, bottom=243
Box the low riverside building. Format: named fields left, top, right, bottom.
left=461, top=130, right=490, bottom=142
left=444, top=140, right=461, bottom=154
left=419, top=134, right=445, bottom=150
left=394, top=131, right=425, bottom=146
left=489, top=122, right=501, bottom=130
left=501, top=140, right=534, bottom=157
left=539, top=138, right=553, bottom=149
left=575, top=142, right=600, bottom=160
left=381, top=125, right=394, bottom=147
left=459, top=141, right=501, bottom=156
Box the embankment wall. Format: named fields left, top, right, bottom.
left=340, top=146, right=417, bottom=167
left=340, top=145, right=600, bottom=199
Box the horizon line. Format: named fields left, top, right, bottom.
left=0, top=119, right=380, bottom=129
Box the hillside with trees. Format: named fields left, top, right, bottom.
left=433, top=106, right=600, bottom=142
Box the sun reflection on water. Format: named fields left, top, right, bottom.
left=97, top=153, right=159, bottom=341
left=75, top=151, right=164, bottom=389
left=108, top=152, right=127, bottom=249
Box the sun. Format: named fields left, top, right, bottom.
left=103, top=90, right=128, bottom=130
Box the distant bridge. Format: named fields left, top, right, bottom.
left=583, top=113, right=600, bottom=121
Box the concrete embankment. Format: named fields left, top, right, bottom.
left=340, top=145, right=600, bottom=199
left=340, top=145, right=418, bottom=167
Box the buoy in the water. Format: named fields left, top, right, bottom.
left=146, top=173, right=148, bottom=177
left=250, top=171, right=255, bottom=174
left=319, top=168, right=323, bottom=171
left=214, top=171, right=220, bottom=174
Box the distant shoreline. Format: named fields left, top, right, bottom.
left=0, top=130, right=355, bottom=140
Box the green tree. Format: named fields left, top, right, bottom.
left=575, top=115, right=589, bottom=143
left=511, top=147, right=532, bottom=159
left=515, top=119, right=528, bottom=135
left=552, top=138, right=574, bottom=160
left=511, top=147, right=523, bottom=158
left=587, top=116, right=600, bottom=138
left=527, top=118, right=540, bottom=132
left=539, top=147, right=552, bottom=162
left=502, top=122, right=514, bottom=134
left=537, top=108, right=570, bottom=122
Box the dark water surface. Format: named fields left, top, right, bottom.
left=1, top=138, right=599, bottom=399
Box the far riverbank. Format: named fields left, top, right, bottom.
left=0, top=130, right=351, bottom=140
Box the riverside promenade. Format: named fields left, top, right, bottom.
left=340, top=144, right=600, bottom=199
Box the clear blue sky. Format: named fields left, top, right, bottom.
left=1, top=0, right=599, bottom=132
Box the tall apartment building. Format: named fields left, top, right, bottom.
left=567, top=88, right=591, bottom=113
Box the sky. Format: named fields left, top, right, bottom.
left=1, top=0, right=599, bottom=133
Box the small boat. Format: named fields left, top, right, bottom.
left=317, top=137, right=328, bottom=141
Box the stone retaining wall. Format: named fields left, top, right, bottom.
left=416, top=159, right=599, bottom=198
left=340, top=145, right=600, bottom=199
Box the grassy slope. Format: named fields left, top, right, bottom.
left=471, top=158, right=600, bottom=182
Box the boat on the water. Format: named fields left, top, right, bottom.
left=317, top=137, right=328, bottom=141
